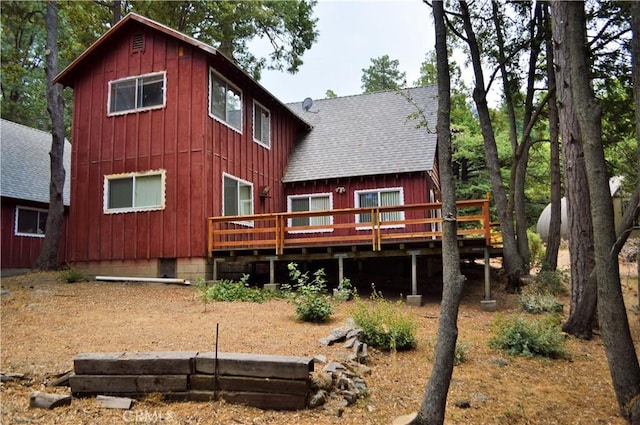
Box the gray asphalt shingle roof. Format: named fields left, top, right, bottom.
left=283, top=86, right=438, bottom=183
left=1, top=119, right=71, bottom=206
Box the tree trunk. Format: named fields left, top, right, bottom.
left=550, top=1, right=597, bottom=340
left=632, top=0, right=640, bottom=314
left=565, top=3, right=640, bottom=421
left=34, top=0, right=65, bottom=271
left=459, top=0, right=526, bottom=290
left=410, top=2, right=465, bottom=423
left=541, top=1, right=561, bottom=273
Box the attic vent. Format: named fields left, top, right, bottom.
left=131, top=33, right=145, bottom=53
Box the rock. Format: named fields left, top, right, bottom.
left=346, top=362, right=372, bottom=376
left=311, top=372, right=333, bottom=391
left=308, top=390, right=327, bottom=409
left=471, top=392, right=489, bottom=403
left=336, top=375, right=352, bottom=391
left=392, top=412, right=418, bottom=425
left=343, top=337, right=357, bottom=349
left=346, top=328, right=363, bottom=340
left=490, top=358, right=509, bottom=366
left=48, top=370, right=73, bottom=387
left=313, top=354, right=327, bottom=364
left=1, top=372, right=26, bottom=383
left=342, top=390, right=358, bottom=405
left=322, top=361, right=347, bottom=374
left=336, top=407, right=344, bottom=417
left=29, top=391, right=72, bottom=409
left=352, top=377, right=367, bottom=395
left=318, top=337, right=333, bottom=346
left=95, top=395, right=133, bottom=409
left=454, top=400, right=471, bottom=409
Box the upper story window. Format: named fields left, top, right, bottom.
left=108, top=72, right=166, bottom=115
left=288, top=193, right=332, bottom=233
left=253, top=101, right=270, bottom=148
left=15, top=206, right=48, bottom=237
left=104, top=170, right=166, bottom=214
left=210, top=69, right=242, bottom=133
left=223, top=173, right=253, bottom=226
left=355, top=187, right=404, bottom=227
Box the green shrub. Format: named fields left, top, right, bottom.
left=58, top=266, right=85, bottom=283
left=519, top=286, right=564, bottom=314
left=333, top=277, right=356, bottom=302
left=205, top=279, right=271, bottom=303
left=351, top=288, right=417, bottom=351
left=489, top=314, right=569, bottom=359
left=528, top=229, right=545, bottom=268
left=281, top=263, right=333, bottom=323
left=534, top=269, right=569, bottom=296
left=454, top=341, right=470, bottom=365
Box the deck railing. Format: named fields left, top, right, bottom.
left=208, top=197, right=500, bottom=256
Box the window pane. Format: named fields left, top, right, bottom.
left=210, top=75, right=226, bottom=119
left=359, top=192, right=379, bottom=208
left=291, top=198, right=309, bottom=227
left=17, top=209, right=39, bottom=234
left=135, top=175, right=162, bottom=207
left=109, top=178, right=134, bottom=209
left=239, top=184, right=252, bottom=215
left=226, top=87, right=242, bottom=130
left=254, top=105, right=270, bottom=146
left=38, top=211, right=48, bottom=234
left=310, top=196, right=329, bottom=226
left=380, top=190, right=401, bottom=221
left=111, top=80, right=136, bottom=112
left=223, top=177, right=238, bottom=216
left=138, top=75, right=164, bottom=108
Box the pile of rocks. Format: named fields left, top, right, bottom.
left=308, top=320, right=372, bottom=412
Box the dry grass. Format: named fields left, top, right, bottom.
left=1, top=255, right=638, bottom=424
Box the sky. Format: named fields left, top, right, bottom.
left=251, top=0, right=436, bottom=104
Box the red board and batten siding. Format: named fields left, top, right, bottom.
left=0, top=200, right=68, bottom=268
left=67, top=22, right=301, bottom=264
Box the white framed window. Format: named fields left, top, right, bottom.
left=108, top=71, right=166, bottom=115
left=223, top=173, right=253, bottom=226
left=104, top=170, right=166, bottom=214
left=14, top=206, right=48, bottom=237
left=287, top=193, right=333, bottom=233
left=253, top=101, right=270, bottom=148
left=209, top=69, right=242, bottom=132
left=355, top=187, right=405, bottom=228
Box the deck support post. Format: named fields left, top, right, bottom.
left=335, top=254, right=347, bottom=284
left=484, top=247, right=490, bottom=300
left=406, top=250, right=422, bottom=306
left=480, top=247, right=497, bottom=311
left=267, top=256, right=278, bottom=284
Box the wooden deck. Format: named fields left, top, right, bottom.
left=207, top=198, right=502, bottom=258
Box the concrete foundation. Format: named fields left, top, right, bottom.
left=480, top=299, right=497, bottom=312
left=263, top=283, right=280, bottom=291
left=406, top=295, right=423, bottom=306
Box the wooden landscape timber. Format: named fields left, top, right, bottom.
left=70, top=351, right=314, bottom=411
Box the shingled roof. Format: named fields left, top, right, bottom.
left=1, top=119, right=71, bottom=206
left=283, top=86, right=438, bottom=183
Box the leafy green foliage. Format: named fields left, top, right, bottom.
left=454, top=341, right=471, bottom=365
left=534, top=269, right=569, bottom=296
left=333, top=277, right=355, bottom=302
left=489, top=314, right=569, bottom=358
left=351, top=288, right=417, bottom=351
left=194, top=276, right=280, bottom=310
left=58, top=265, right=85, bottom=283
left=527, top=229, right=546, bottom=268
left=519, top=288, right=564, bottom=314
left=281, top=263, right=333, bottom=323
left=361, top=54, right=406, bottom=93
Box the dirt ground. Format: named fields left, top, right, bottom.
left=1, top=252, right=639, bottom=425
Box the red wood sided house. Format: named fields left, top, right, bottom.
left=54, top=13, right=496, bottom=289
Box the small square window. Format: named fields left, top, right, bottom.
left=287, top=193, right=333, bottom=233
left=15, top=207, right=48, bottom=237
left=355, top=188, right=404, bottom=228
left=223, top=174, right=253, bottom=226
